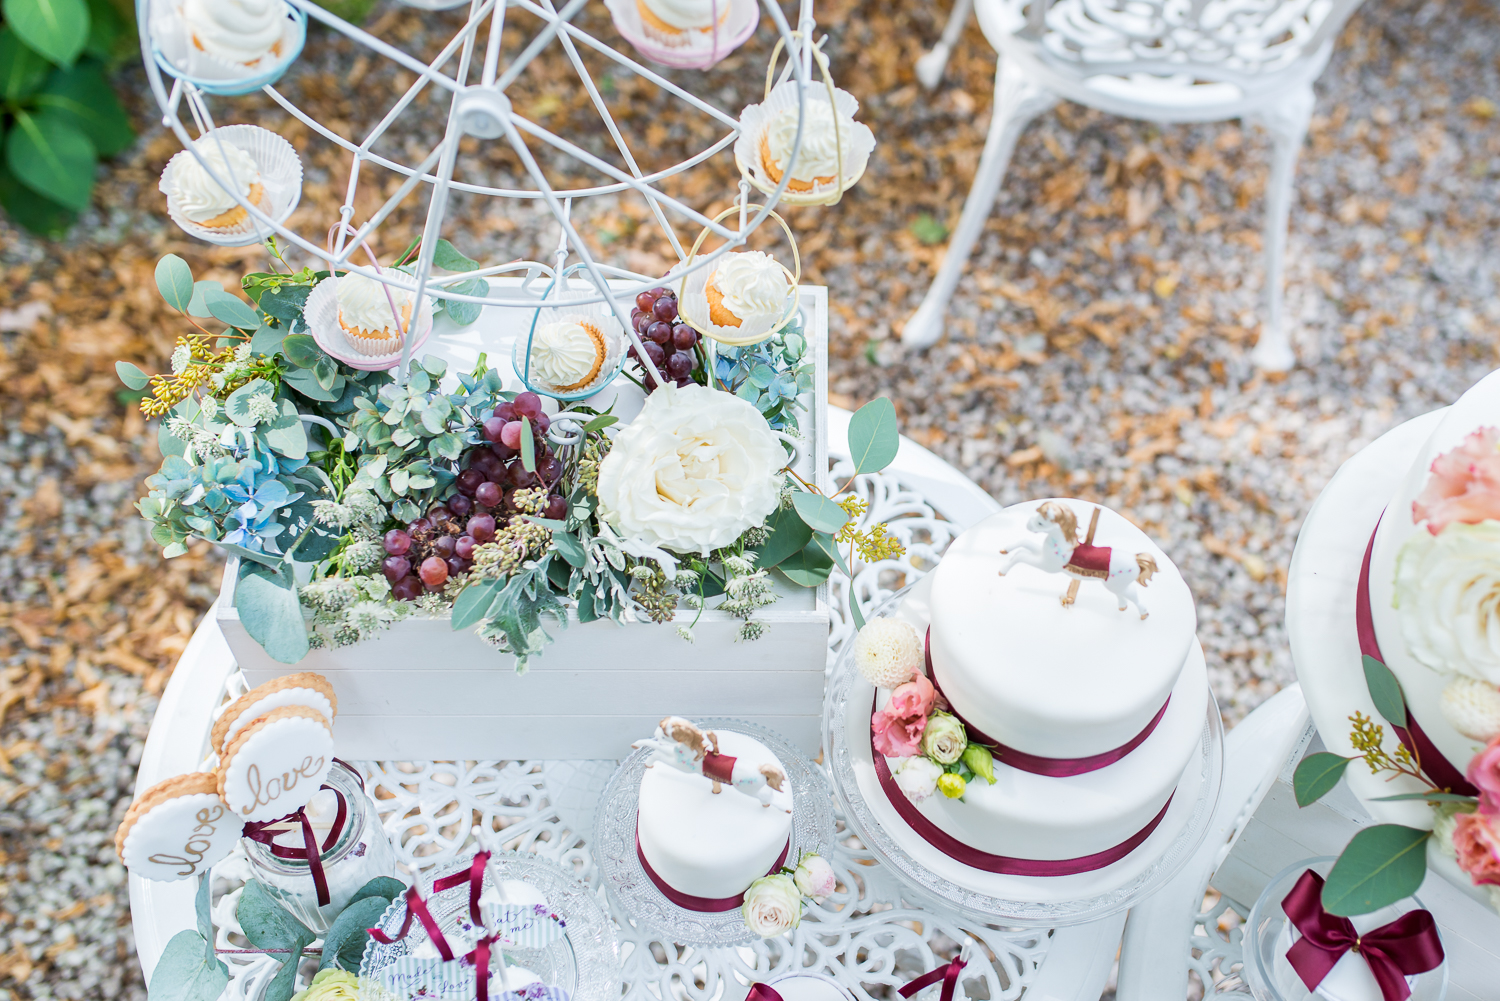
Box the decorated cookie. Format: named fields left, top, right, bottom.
left=116, top=772, right=243, bottom=881
left=211, top=671, right=337, bottom=755
left=217, top=705, right=335, bottom=823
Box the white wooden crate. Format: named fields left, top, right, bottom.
left=219, top=284, right=832, bottom=760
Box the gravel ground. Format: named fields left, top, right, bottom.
left=1, top=0, right=1498, bottom=997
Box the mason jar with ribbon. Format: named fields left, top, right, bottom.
left=240, top=759, right=396, bottom=931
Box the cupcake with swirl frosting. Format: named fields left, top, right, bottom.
left=705, top=252, right=790, bottom=329
left=634, top=0, right=731, bottom=45
left=166, top=139, right=266, bottom=231
left=336, top=274, right=414, bottom=356
left=180, top=0, right=286, bottom=69
left=760, top=99, right=856, bottom=194
left=528, top=318, right=608, bottom=393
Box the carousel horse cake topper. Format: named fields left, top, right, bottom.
left=998, top=502, right=1158, bottom=619
left=632, top=716, right=789, bottom=809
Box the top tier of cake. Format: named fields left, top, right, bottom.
left=1368, top=368, right=1500, bottom=775
left=928, top=499, right=1197, bottom=759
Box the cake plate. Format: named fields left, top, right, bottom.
left=593, top=717, right=838, bottom=947
left=825, top=586, right=1224, bottom=927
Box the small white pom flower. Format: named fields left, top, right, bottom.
left=1440, top=676, right=1500, bottom=742
left=853, top=617, right=922, bottom=688
left=169, top=343, right=191, bottom=374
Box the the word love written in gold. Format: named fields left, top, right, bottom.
left=240, top=755, right=326, bottom=816
left=149, top=804, right=227, bottom=877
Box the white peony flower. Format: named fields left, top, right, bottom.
left=1440, top=676, right=1500, bottom=742
left=854, top=618, right=922, bottom=689
left=741, top=874, right=801, bottom=938
left=891, top=756, right=943, bottom=804
left=1395, top=521, right=1500, bottom=685
left=596, top=384, right=785, bottom=557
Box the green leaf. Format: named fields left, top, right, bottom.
left=4, top=0, right=90, bottom=66
left=238, top=878, right=314, bottom=949
left=420, top=353, right=446, bottom=379
left=779, top=541, right=834, bottom=587
left=1321, top=824, right=1431, bottom=917
left=847, top=397, right=899, bottom=474
left=318, top=895, right=390, bottom=971
left=115, top=360, right=148, bottom=389
left=349, top=876, right=405, bottom=905
left=1371, top=792, right=1481, bottom=804
left=263, top=402, right=308, bottom=460
left=147, top=930, right=228, bottom=1001
left=250, top=322, right=284, bottom=356
left=752, top=503, right=814, bottom=570
left=909, top=212, right=949, bottom=246
left=34, top=59, right=133, bottom=157
left=552, top=530, right=586, bottom=567
left=281, top=334, right=321, bottom=368
left=0, top=158, right=75, bottom=236
left=82, top=0, right=128, bottom=62
left=581, top=414, right=618, bottom=433
left=432, top=238, right=479, bottom=272
left=451, top=579, right=502, bottom=630
left=204, top=287, right=260, bottom=330
left=219, top=542, right=283, bottom=570
left=284, top=367, right=337, bottom=401
left=195, top=870, right=215, bottom=963
left=155, top=255, right=195, bottom=312
left=1363, top=655, right=1407, bottom=728
left=439, top=278, right=486, bottom=326
left=5, top=108, right=95, bottom=210
left=520, top=415, right=535, bottom=473
left=0, top=27, right=50, bottom=100
left=313, top=355, right=338, bottom=391
left=791, top=492, right=848, bottom=534
left=810, top=530, right=853, bottom=577
left=224, top=379, right=273, bottom=426
left=235, top=570, right=310, bottom=664
left=1293, top=752, right=1352, bottom=807
left=186, top=280, right=221, bottom=318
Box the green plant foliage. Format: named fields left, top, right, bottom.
left=847, top=397, right=899, bottom=474
left=752, top=504, right=814, bottom=570
left=319, top=895, right=391, bottom=971
left=5, top=107, right=95, bottom=209
left=1322, top=824, right=1431, bottom=916
left=147, top=930, right=229, bottom=1001
left=791, top=491, right=848, bottom=534
left=3, top=0, right=89, bottom=66
left=1362, top=654, right=1408, bottom=727
left=236, top=567, right=311, bottom=665
left=1293, top=751, right=1352, bottom=807
left=237, top=880, right=316, bottom=1001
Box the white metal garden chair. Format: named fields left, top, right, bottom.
left=901, top=0, right=1366, bottom=370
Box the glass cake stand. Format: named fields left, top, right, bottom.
left=361, top=850, right=621, bottom=1001
left=825, top=586, right=1224, bottom=926
left=593, top=717, right=838, bottom=947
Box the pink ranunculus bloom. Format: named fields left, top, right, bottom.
left=1413, top=427, right=1500, bottom=534
left=1452, top=812, right=1500, bottom=886
left=887, top=673, right=936, bottom=720
left=871, top=708, right=926, bottom=758
left=1467, top=735, right=1500, bottom=807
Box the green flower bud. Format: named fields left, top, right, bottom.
left=937, top=772, right=967, bottom=799
left=962, top=743, right=996, bottom=784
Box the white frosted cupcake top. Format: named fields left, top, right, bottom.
left=173, top=140, right=260, bottom=222
left=529, top=319, right=601, bottom=389
left=766, top=100, right=853, bottom=184
left=181, top=0, right=284, bottom=66
left=710, top=251, right=789, bottom=325
left=640, top=0, right=722, bottom=29
left=337, top=274, right=411, bottom=336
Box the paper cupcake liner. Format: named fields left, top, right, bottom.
left=602, top=0, right=757, bottom=70
left=305, top=276, right=436, bottom=372
left=512, top=295, right=627, bottom=401
left=160, top=125, right=304, bottom=247
left=148, top=0, right=305, bottom=96
left=734, top=81, right=876, bottom=207
left=674, top=257, right=796, bottom=347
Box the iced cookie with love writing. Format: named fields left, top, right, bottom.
left=211, top=671, right=337, bottom=755
left=116, top=772, right=243, bottom=881
left=216, top=705, right=335, bottom=823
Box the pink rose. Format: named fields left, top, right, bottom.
left=1452, top=812, right=1500, bottom=886
left=872, top=709, right=926, bottom=757
left=1413, top=427, right=1500, bottom=534
left=1468, top=736, right=1500, bottom=807
left=887, top=674, right=936, bottom=719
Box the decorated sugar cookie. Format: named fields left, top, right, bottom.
left=217, top=705, right=334, bottom=823
left=116, top=772, right=243, bottom=881
left=211, top=671, right=338, bottom=755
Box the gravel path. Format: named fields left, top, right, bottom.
left=1, top=0, right=1497, bottom=997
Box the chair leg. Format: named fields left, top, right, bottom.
left=915, top=0, right=974, bottom=90
left=1246, top=84, right=1315, bottom=371
left=902, top=58, right=1055, bottom=348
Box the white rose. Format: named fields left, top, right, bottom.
left=596, top=384, right=785, bottom=557
left=891, top=756, right=942, bottom=804
left=1395, top=522, right=1500, bottom=684
left=741, top=874, right=801, bottom=938
left=793, top=853, right=837, bottom=902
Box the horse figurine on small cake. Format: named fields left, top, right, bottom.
left=997, top=502, right=1158, bottom=619
left=632, top=716, right=788, bottom=808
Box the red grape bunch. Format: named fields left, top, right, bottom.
left=384, top=391, right=568, bottom=601
left=627, top=286, right=701, bottom=391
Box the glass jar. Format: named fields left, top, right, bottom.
left=241, top=760, right=397, bottom=931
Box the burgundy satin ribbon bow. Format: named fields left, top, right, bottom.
left=899, top=957, right=966, bottom=1001
left=241, top=786, right=349, bottom=906
left=746, top=984, right=784, bottom=1001
left=1283, top=870, right=1444, bottom=1001
left=368, top=851, right=501, bottom=1001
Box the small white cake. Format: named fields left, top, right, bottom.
left=637, top=729, right=793, bottom=902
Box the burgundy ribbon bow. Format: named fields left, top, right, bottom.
left=241, top=787, right=349, bottom=907
left=746, top=984, right=784, bottom=1001
left=899, top=957, right=966, bottom=1001
left=368, top=851, right=501, bottom=1001
left=1283, top=870, right=1444, bottom=1001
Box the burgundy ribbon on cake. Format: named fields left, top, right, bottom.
left=899, top=957, right=966, bottom=1001
left=241, top=761, right=363, bottom=907
left=1355, top=517, right=1478, bottom=796
left=746, top=985, right=784, bottom=1001
left=635, top=831, right=790, bottom=912
left=1282, top=870, right=1444, bottom=1001
left=922, top=631, right=1170, bottom=778
left=368, top=850, right=503, bottom=1001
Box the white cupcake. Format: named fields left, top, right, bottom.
left=705, top=251, right=790, bottom=330
left=180, top=0, right=287, bottom=69
left=635, top=0, right=731, bottom=45
left=167, top=139, right=265, bottom=231
left=528, top=318, right=608, bottom=393
left=336, top=274, right=415, bottom=356
left=760, top=100, right=855, bottom=193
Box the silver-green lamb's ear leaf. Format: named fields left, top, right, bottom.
left=847, top=396, right=899, bottom=474
left=155, top=254, right=195, bottom=312
left=235, top=569, right=310, bottom=664
left=115, top=360, right=148, bottom=389
left=791, top=492, right=848, bottom=534
left=147, top=930, right=228, bottom=1001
